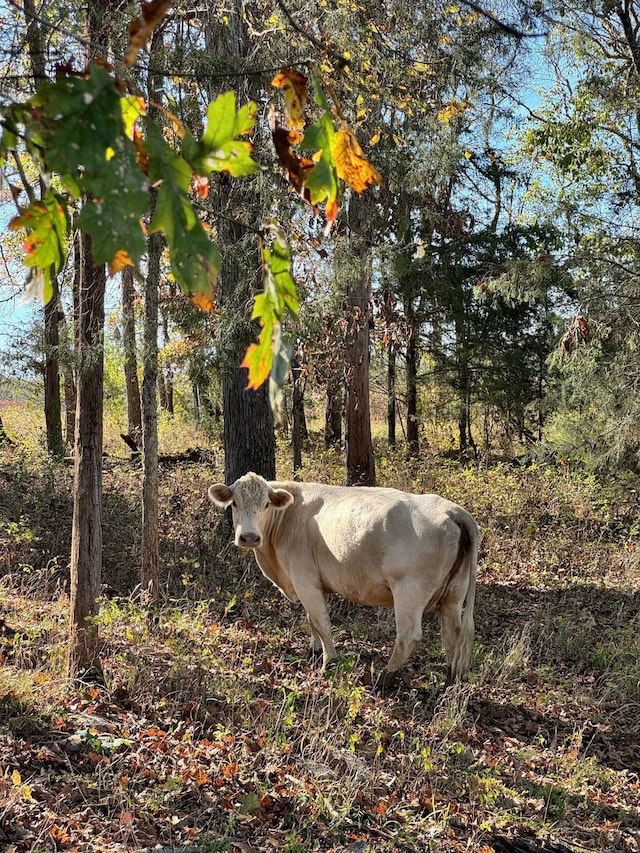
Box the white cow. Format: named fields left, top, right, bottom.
left=208, top=472, right=479, bottom=683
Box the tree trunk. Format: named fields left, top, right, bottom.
left=324, top=373, right=343, bottom=449
left=165, top=370, right=174, bottom=415
left=140, top=25, right=166, bottom=608
left=387, top=344, right=396, bottom=448
left=455, top=313, right=474, bottom=454
left=67, top=0, right=112, bottom=680
left=68, top=232, right=105, bottom=681
left=43, top=279, right=64, bottom=457
left=141, top=227, right=161, bottom=606
left=344, top=292, right=375, bottom=485
left=406, top=305, right=420, bottom=458
left=224, top=369, right=275, bottom=483
left=63, top=237, right=81, bottom=446
left=291, top=355, right=304, bottom=478
left=121, top=266, right=142, bottom=443
left=23, top=0, right=64, bottom=458
left=206, top=3, right=276, bottom=487
left=0, top=416, right=14, bottom=446
left=343, top=194, right=376, bottom=486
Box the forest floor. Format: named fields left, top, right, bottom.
left=0, top=404, right=639, bottom=853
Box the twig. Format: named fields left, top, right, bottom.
left=458, top=0, right=548, bottom=39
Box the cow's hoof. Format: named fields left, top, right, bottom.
left=373, top=668, right=398, bottom=693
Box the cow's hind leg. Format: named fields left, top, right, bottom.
left=379, top=587, right=424, bottom=685
left=440, top=591, right=472, bottom=683
left=307, top=613, right=324, bottom=660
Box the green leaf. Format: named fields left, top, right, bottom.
left=76, top=137, right=148, bottom=266
left=43, top=65, right=124, bottom=179
left=31, top=65, right=148, bottom=266
left=300, top=114, right=339, bottom=215
left=182, top=91, right=261, bottom=178
left=269, top=325, right=293, bottom=421
left=9, top=189, right=68, bottom=301
left=241, top=224, right=299, bottom=407
left=145, top=119, right=221, bottom=306
left=300, top=111, right=334, bottom=152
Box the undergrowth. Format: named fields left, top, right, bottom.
left=0, top=405, right=639, bottom=852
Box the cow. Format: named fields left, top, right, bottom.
left=208, top=472, right=479, bottom=684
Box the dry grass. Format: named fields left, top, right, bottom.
left=0, top=403, right=639, bottom=852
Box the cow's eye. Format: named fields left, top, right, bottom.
left=232, top=500, right=237, bottom=508
left=263, top=502, right=270, bottom=511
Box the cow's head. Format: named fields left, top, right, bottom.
left=208, top=472, right=293, bottom=549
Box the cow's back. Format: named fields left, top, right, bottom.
left=268, top=482, right=469, bottom=602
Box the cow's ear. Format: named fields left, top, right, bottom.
left=208, top=484, right=234, bottom=508
left=269, top=487, right=294, bottom=509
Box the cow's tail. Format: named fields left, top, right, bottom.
left=448, top=516, right=479, bottom=682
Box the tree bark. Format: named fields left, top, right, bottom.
left=205, top=3, right=276, bottom=487
left=23, top=0, right=64, bottom=458
left=223, top=369, right=275, bottom=483
left=67, top=0, right=111, bottom=680
left=43, top=280, right=64, bottom=457
left=68, top=232, right=105, bottom=680
left=141, top=227, right=162, bottom=606
left=387, top=344, right=396, bottom=448
left=405, top=305, right=419, bottom=458
left=291, top=354, right=304, bottom=478
left=121, top=266, right=142, bottom=443
left=343, top=193, right=376, bottom=486
left=324, top=373, right=343, bottom=449
left=140, top=26, right=165, bottom=608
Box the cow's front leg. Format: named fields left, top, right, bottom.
left=294, top=581, right=336, bottom=670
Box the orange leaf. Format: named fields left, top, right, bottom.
left=272, top=68, right=308, bottom=130
left=332, top=129, right=382, bottom=192
left=324, top=197, right=339, bottom=234
left=109, top=249, right=133, bottom=276
left=271, top=123, right=314, bottom=198
left=193, top=174, right=209, bottom=198
left=124, top=0, right=172, bottom=67
left=223, top=761, right=239, bottom=779
left=189, top=290, right=216, bottom=312
left=240, top=343, right=271, bottom=390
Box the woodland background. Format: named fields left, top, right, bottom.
left=0, top=1, right=640, bottom=852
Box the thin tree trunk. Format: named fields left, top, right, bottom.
left=67, top=0, right=111, bottom=680
left=43, top=280, right=64, bottom=457
left=141, top=227, right=161, bottom=606
left=157, top=374, right=168, bottom=410
left=140, top=26, right=165, bottom=608
left=68, top=232, right=105, bottom=680
left=387, top=344, right=396, bottom=448
left=122, top=266, right=142, bottom=443
left=406, top=304, right=419, bottom=458
left=324, top=374, right=343, bottom=449
left=23, top=0, right=64, bottom=457
left=291, top=355, right=304, bottom=478
left=63, top=237, right=81, bottom=445
left=343, top=194, right=376, bottom=486
left=0, top=415, right=14, bottom=446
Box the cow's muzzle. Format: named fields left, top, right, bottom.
left=237, top=531, right=261, bottom=548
